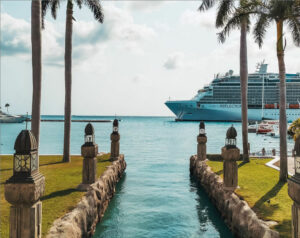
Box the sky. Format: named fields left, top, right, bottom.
left=1, top=1, right=299, bottom=116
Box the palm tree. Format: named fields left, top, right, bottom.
left=42, top=0, right=104, bottom=162
left=251, top=0, right=300, bottom=181
left=5, top=103, right=10, bottom=114
left=31, top=0, right=43, bottom=146
left=199, top=0, right=250, bottom=162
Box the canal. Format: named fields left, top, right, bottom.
left=1, top=116, right=292, bottom=237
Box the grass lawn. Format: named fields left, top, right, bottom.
left=207, top=158, right=292, bottom=238
left=0, top=154, right=111, bottom=237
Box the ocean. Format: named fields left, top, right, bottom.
left=0, top=116, right=294, bottom=237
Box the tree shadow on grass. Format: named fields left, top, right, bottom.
left=238, top=161, right=248, bottom=168
left=0, top=161, right=64, bottom=172
left=40, top=161, right=64, bottom=167
left=215, top=169, right=223, bottom=176
left=98, top=159, right=110, bottom=163
left=0, top=168, right=12, bottom=172
left=273, top=219, right=291, bottom=238
left=214, top=161, right=248, bottom=176
left=253, top=181, right=285, bottom=217
left=41, top=188, right=78, bottom=201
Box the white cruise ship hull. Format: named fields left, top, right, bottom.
left=165, top=100, right=300, bottom=122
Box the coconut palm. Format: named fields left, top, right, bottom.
left=5, top=103, right=10, bottom=114
left=199, top=0, right=250, bottom=162
left=250, top=0, right=300, bottom=181
left=42, top=0, right=104, bottom=162
left=31, top=0, right=43, bottom=146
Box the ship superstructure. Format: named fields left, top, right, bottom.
left=165, top=63, right=300, bottom=122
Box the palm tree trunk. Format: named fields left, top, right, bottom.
left=277, top=20, right=288, bottom=182
left=240, top=18, right=249, bottom=162
left=63, top=0, right=73, bottom=163
left=31, top=0, right=42, bottom=146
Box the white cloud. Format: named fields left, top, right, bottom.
left=1, top=13, right=31, bottom=56
left=125, top=1, right=165, bottom=12
left=180, top=9, right=216, bottom=29
left=1, top=5, right=156, bottom=66
left=163, top=52, right=184, bottom=70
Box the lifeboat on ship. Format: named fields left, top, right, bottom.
left=264, top=104, right=275, bottom=109
left=289, top=104, right=300, bottom=109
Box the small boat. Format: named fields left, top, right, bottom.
left=0, top=111, right=26, bottom=123
left=256, top=124, right=273, bottom=134
left=248, top=123, right=257, bottom=133
left=266, top=125, right=280, bottom=138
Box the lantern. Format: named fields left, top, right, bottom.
left=294, top=136, right=300, bottom=177
left=199, top=121, right=205, bottom=136
left=84, top=123, right=95, bottom=145
left=13, top=130, right=38, bottom=178
left=225, top=125, right=237, bottom=149
left=113, top=119, right=118, bottom=133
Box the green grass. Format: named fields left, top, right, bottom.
left=0, top=154, right=111, bottom=237
left=207, top=158, right=292, bottom=238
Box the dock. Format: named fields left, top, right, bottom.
left=26, top=119, right=112, bottom=123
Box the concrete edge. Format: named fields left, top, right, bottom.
left=265, top=156, right=293, bottom=176
left=0, top=153, right=106, bottom=156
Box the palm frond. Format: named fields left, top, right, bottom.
left=199, top=0, right=215, bottom=12
left=84, top=0, right=104, bottom=23
left=76, top=0, right=83, bottom=9
left=217, top=13, right=243, bottom=43
left=287, top=16, right=300, bottom=46
left=216, top=0, right=235, bottom=28
left=51, top=0, right=60, bottom=19
left=41, top=0, right=50, bottom=29
left=253, top=13, right=270, bottom=48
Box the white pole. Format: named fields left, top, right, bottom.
left=261, top=73, right=265, bottom=119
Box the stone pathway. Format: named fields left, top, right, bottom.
left=265, top=156, right=294, bottom=176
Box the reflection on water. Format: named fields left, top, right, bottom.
left=190, top=177, right=234, bottom=238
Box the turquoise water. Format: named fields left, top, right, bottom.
left=0, top=116, right=294, bottom=237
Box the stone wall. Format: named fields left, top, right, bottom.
left=190, top=155, right=279, bottom=238
left=47, top=154, right=126, bottom=238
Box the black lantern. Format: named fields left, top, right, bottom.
left=294, top=136, right=300, bottom=177
left=199, top=121, right=205, bottom=136
left=113, top=119, right=118, bottom=133
left=225, top=125, right=237, bottom=149
left=12, top=130, right=38, bottom=179
left=84, top=123, right=95, bottom=145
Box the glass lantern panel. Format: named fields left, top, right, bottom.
left=31, top=153, right=38, bottom=172
left=85, top=135, right=93, bottom=143
left=295, top=156, right=300, bottom=174
left=199, top=129, right=205, bottom=134
left=14, top=155, right=22, bottom=172
left=230, top=139, right=236, bottom=145
left=14, top=155, right=30, bottom=172
left=113, top=127, right=118, bottom=132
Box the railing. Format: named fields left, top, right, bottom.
left=250, top=149, right=294, bottom=157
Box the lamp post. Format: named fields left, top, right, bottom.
left=110, top=119, right=120, bottom=161
left=78, top=123, right=98, bottom=191
left=5, top=130, right=45, bottom=238
left=288, top=136, right=300, bottom=238
left=197, top=121, right=207, bottom=161
left=221, top=125, right=240, bottom=191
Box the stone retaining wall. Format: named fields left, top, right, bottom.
left=190, top=155, right=279, bottom=238
left=47, top=155, right=126, bottom=238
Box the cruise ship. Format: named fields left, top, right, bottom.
left=165, top=63, right=300, bottom=122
